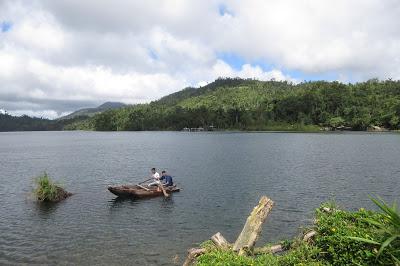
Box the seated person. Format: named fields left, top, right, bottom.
left=160, top=170, right=174, bottom=187
left=148, top=167, right=161, bottom=187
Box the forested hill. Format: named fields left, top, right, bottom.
left=0, top=113, right=62, bottom=131
left=58, top=102, right=126, bottom=120
left=67, top=78, right=400, bottom=131
left=0, top=102, right=126, bottom=131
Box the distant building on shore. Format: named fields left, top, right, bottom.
left=182, top=125, right=215, bottom=132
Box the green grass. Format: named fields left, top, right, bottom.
left=34, top=172, right=63, bottom=202
left=197, top=242, right=323, bottom=266
left=196, top=199, right=400, bottom=266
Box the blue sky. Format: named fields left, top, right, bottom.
left=218, top=4, right=234, bottom=16
left=217, top=52, right=246, bottom=70
left=1, top=21, right=12, bottom=32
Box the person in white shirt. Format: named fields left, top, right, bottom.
left=148, top=168, right=160, bottom=187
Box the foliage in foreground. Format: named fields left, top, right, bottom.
left=348, top=197, right=400, bottom=264
left=34, top=172, right=70, bottom=202
left=196, top=198, right=399, bottom=266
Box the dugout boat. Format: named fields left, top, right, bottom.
left=107, top=184, right=180, bottom=198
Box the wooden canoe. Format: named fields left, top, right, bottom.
left=107, top=184, right=180, bottom=198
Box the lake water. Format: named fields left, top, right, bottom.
left=0, top=131, right=399, bottom=265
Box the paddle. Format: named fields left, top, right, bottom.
left=135, top=177, right=168, bottom=197
left=138, top=178, right=153, bottom=185
left=136, top=177, right=156, bottom=191
left=158, top=183, right=170, bottom=198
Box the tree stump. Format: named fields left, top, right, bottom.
left=233, top=196, right=274, bottom=252
left=211, top=232, right=230, bottom=250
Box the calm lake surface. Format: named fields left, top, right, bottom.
left=0, top=131, right=399, bottom=265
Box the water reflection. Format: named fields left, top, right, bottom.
left=108, top=197, right=138, bottom=209
left=159, top=196, right=175, bottom=211
left=108, top=195, right=176, bottom=210
left=33, top=201, right=60, bottom=217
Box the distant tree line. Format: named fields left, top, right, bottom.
left=0, top=113, right=89, bottom=131
left=0, top=113, right=62, bottom=131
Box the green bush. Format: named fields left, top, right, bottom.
left=348, top=197, right=400, bottom=265
left=328, top=116, right=345, bottom=128
left=314, top=204, right=391, bottom=265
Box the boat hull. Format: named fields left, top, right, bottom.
left=108, top=185, right=180, bottom=199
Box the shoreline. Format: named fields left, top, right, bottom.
left=186, top=197, right=399, bottom=266
left=1, top=129, right=399, bottom=133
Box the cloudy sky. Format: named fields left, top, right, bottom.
left=1, top=0, right=400, bottom=118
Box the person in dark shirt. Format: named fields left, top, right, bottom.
left=160, top=170, right=174, bottom=187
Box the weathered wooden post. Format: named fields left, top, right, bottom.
left=232, top=196, right=274, bottom=253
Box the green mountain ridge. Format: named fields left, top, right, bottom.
left=68, top=78, right=400, bottom=131
left=58, top=101, right=126, bottom=120
left=2, top=78, right=399, bottom=132
left=0, top=102, right=126, bottom=131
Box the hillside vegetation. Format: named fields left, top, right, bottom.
left=68, top=78, right=400, bottom=131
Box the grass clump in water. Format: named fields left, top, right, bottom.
left=34, top=172, right=71, bottom=202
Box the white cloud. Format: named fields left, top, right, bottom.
left=209, top=60, right=295, bottom=83
left=0, top=49, right=186, bottom=103
left=10, top=10, right=65, bottom=52
left=0, top=0, right=399, bottom=118
left=221, top=0, right=400, bottom=78
left=8, top=109, right=69, bottom=119
left=0, top=51, right=18, bottom=78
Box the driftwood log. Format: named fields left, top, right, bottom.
left=183, top=248, right=206, bottom=266
left=253, top=244, right=284, bottom=254
left=233, top=196, right=274, bottom=253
